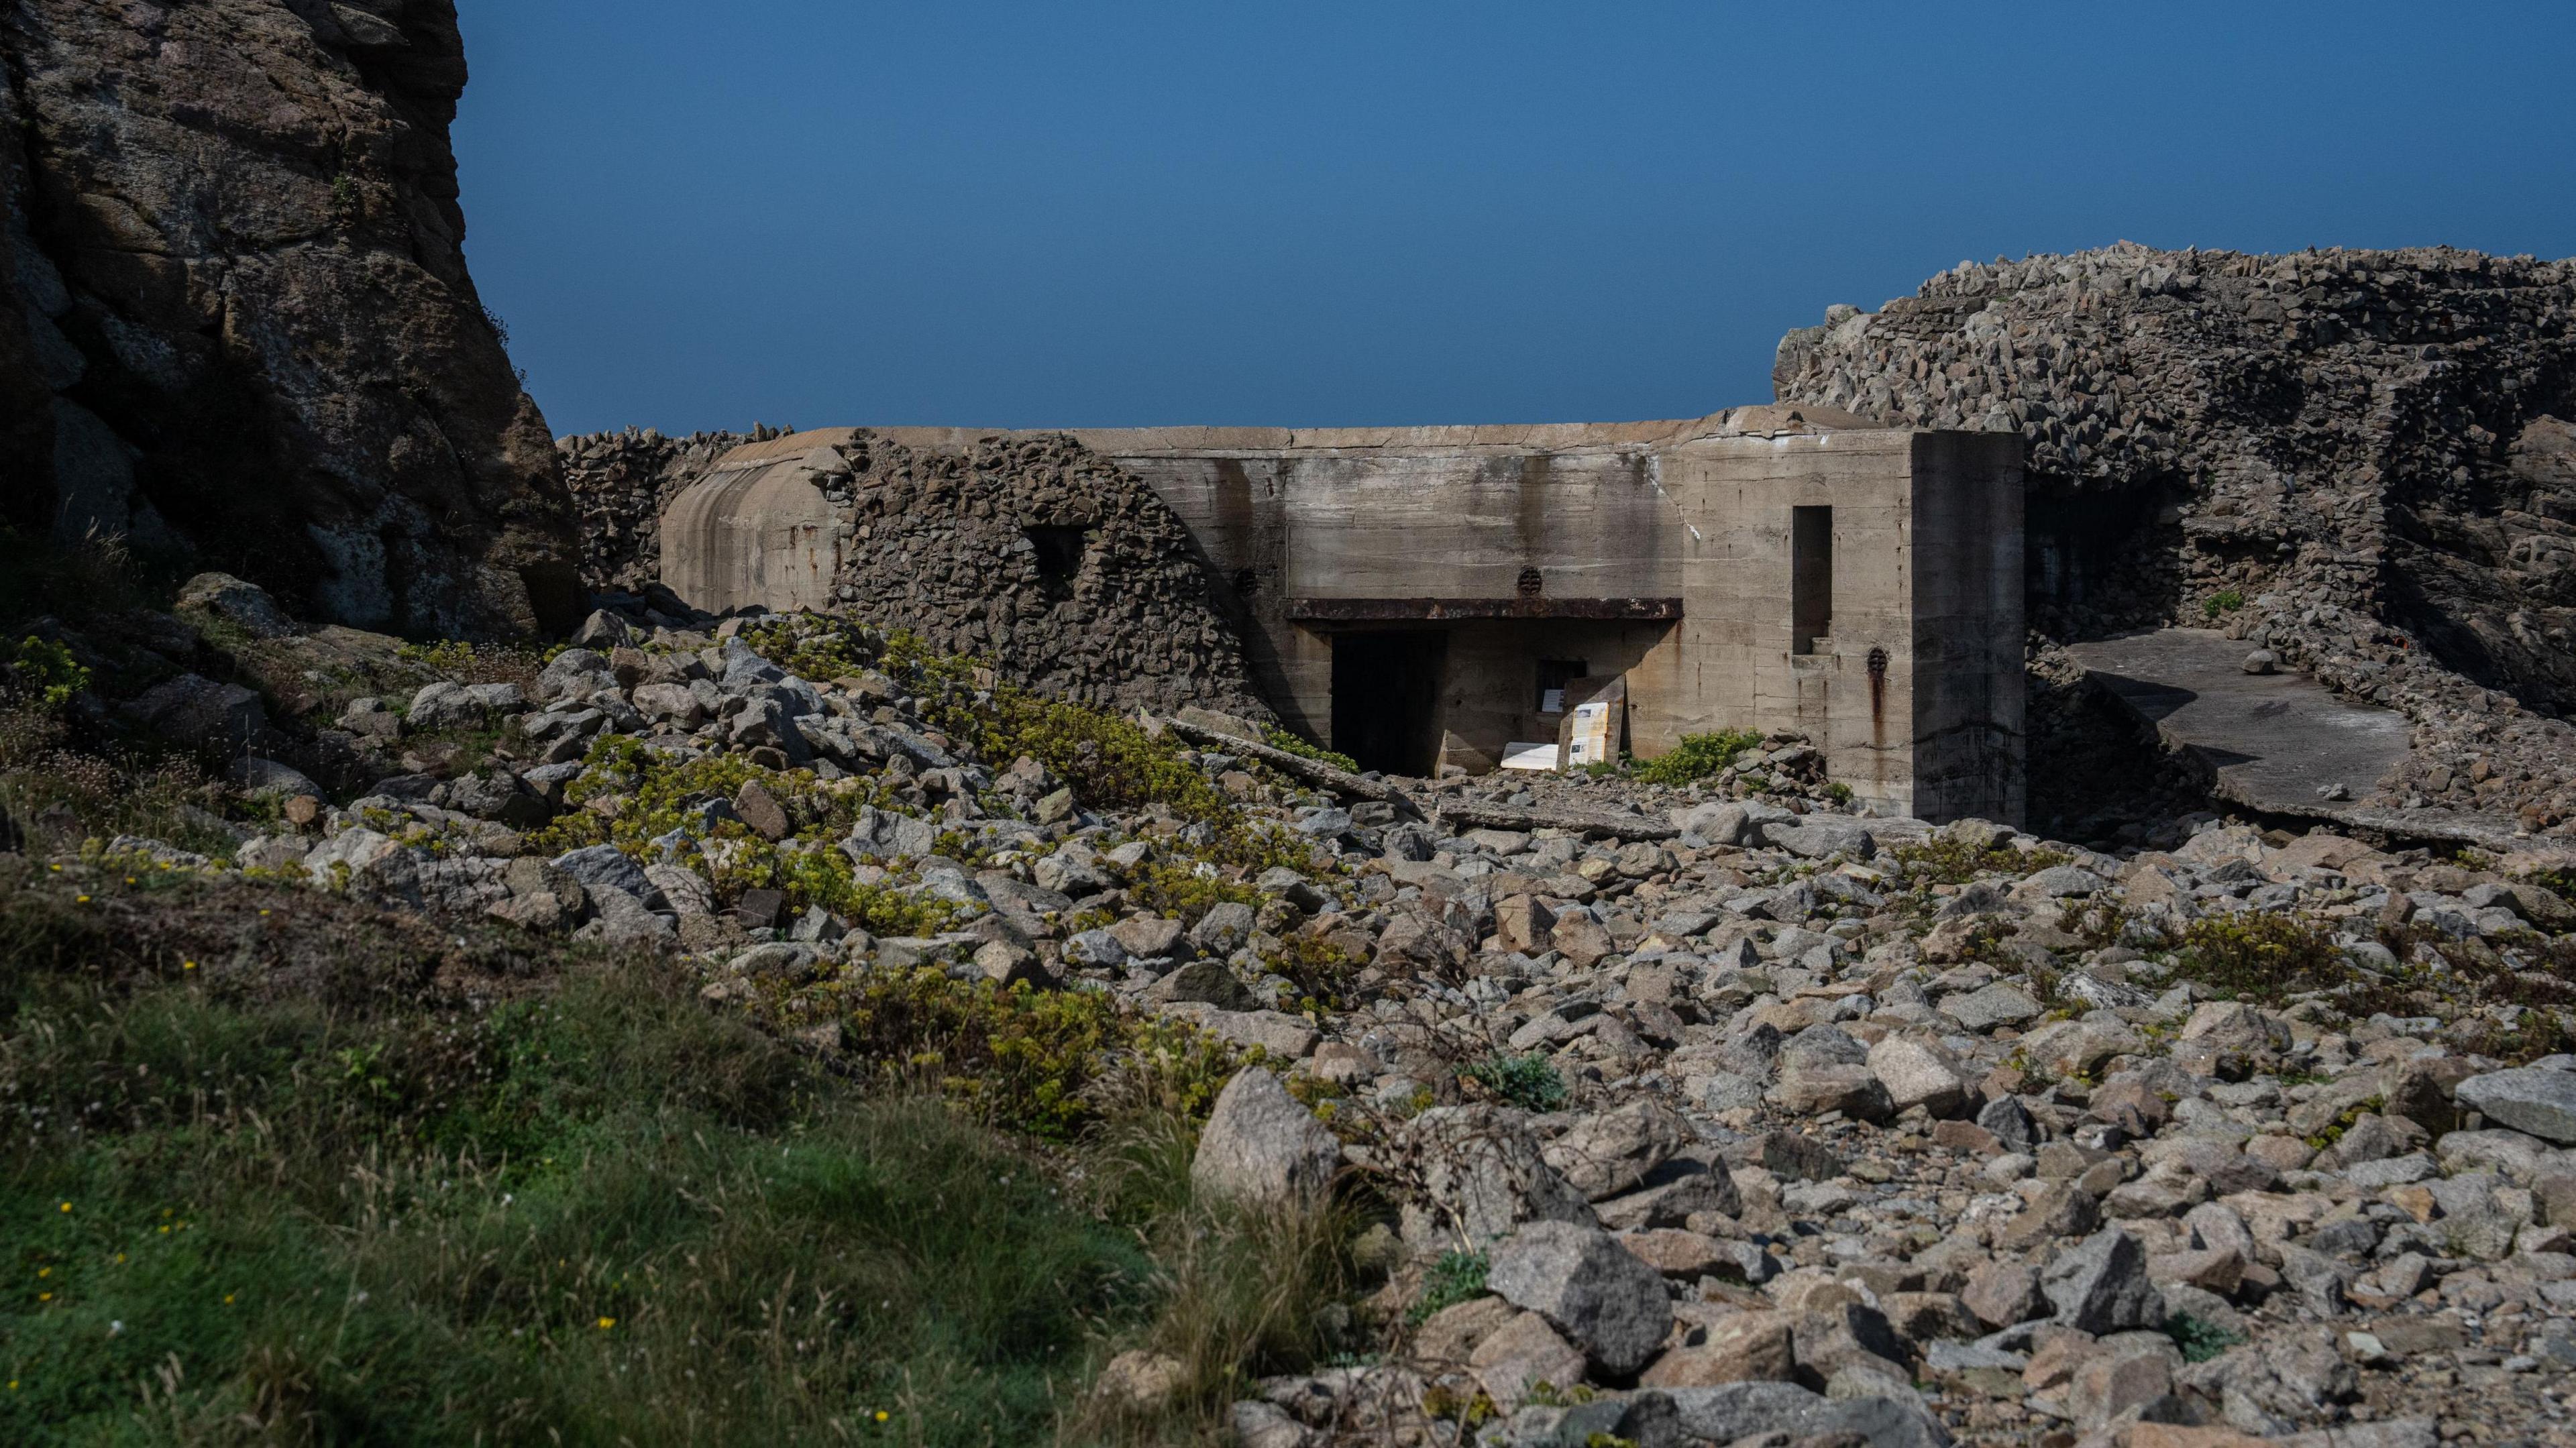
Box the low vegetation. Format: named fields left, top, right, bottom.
left=2170, top=912, right=2349, bottom=1004
left=1458, top=1052, right=1568, bottom=1112
left=1892, top=836, right=2070, bottom=888
left=1261, top=724, right=1359, bottom=775
left=0, top=863, right=1360, bottom=1445
left=1629, top=728, right=1762, bottom=787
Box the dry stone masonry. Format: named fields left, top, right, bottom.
left=559, top=426, right=753, bottom=593
left=1776, top=243, right=2576, bottom=832
left=561, top=425, right=1274, bottom=718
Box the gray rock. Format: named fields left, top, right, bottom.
left=407, top=680, right=490, bottom=732
left=1191, top=1067, right=1340, bottom=1207
left=584, top=884, right=675, bottom=947
left=847, top=805, right=938, bottom=862
left=1662, top=1381, right=1953, bottom=1448
left=1678, top=801, right=1751, bottom=847
left=1758, top=819, right=1874, bottom=860
left=1486, top=1220, right=1672, bottom=1378
left=174, top=572, right=300, bottom=638
left=225, top=756, right=321, bottom=801
left=2455, top=1067, right=2576, bottom=1145
left=1867, top=1034, right=1972, bottom=1116
left=1541, top=1099, right=1691, bottom=1200
left=537, top=648, right=617, bottom=704
left=2042, top=1228, right=2163, bottom=1335
left=1192, top=900, right=1258, bottom=956
left=2018, top=865, right=2108, bottom=898
left=123, top=673, right=264, bottom=752
left=1149, top=960, right=1256, bottom=1010
left=1941, top=984, right=2042, bottom=1032
left=1063, top=929, right=1130, bottom=970
left=551, top=842, right=657, bottom=907
left=1033, top=844, right=1112, bottom=895
left=1399, top=1105, right=1597, bottom=1245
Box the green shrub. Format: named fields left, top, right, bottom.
left=1460, top=1052, right=1567, bottom=1112
left=1892, top=838, right=2069, bottom=888
left=1407, top=1249, right=1490, bottom=1325
left=741, top=616, right=885, bottom=682
left=2164, top=1312, right=2245, bottom=1363
left=2202, top=589, right=2245, bottom=619
left=1, top=635, right=89, bottom=710
left=1126, top=861, right=1264, bottom=927
left=1633, top=728, right=1762, bottom=787
left=2174, top=912, right=2349, bottom=1004
left=822, top=968, right=1245, bottom=1140
left=1260, top=724, right=1359, bottom=775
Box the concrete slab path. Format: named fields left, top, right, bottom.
left=2068, top=628, right=2522, bottom=848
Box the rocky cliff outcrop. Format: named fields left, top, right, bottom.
left=0, top=0, right=578, bottom=637
left=1777, top=243, right=2576, bottom=828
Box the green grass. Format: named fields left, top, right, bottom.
left=0, top=873, right=1159, bottom=1445
left=0, top=861, right=1371, bottom=1446
left=1405, top=1250, right=1489, bottom=1326
left=2164, top=1312, right=2245, bottom=1363
left=1458, top=1053, right=1567, bottom=1113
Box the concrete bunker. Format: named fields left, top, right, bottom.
left=659, top=405, right=2026, bottom=822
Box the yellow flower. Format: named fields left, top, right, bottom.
left=37, top=1292, right=51, bottom=1302
left=36, top=1268, right=48, bottom=1278
left=183, top=960, right=197, bottom=970
left=874, top=1410, right=890, bottom=1423
left=75, top=895, right=89, bottom=903
left=57, top=1202, right=69, bottom=1213
left=223, top=1293, right=235, bottom=1304
left=596, top=1316, right=616, bottom=1330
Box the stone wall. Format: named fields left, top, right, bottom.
left=559, top=427, right=751, bottom=592
left=0, top=0, right=580, bottom=637
left=629, top=427, right=1273, bottom=720
left=1775, top=242, right=2576, bottom=828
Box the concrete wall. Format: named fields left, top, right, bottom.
left=659, top=436, right=848, bottom=615
left=1909, top=433, right=2029, bottom=824
left=663, top=408, right=2026, bottom=822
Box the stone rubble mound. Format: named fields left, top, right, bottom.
left=1776, top=242, right=2576, bottom=834
left=78, top=574, right=2576, bottom=1447
left=559, top=425, right=1271, bottom=718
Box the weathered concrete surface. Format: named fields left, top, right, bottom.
left=659, top=433, right=848, bottom=615
left=2072, top=628, right=2522, bottom=847
left=663, top=408, right=2026, bottom=822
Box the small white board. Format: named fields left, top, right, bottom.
left=1564, top=701, right=1613, bottom=769
left=1499, top=740, right=1561, bottom=772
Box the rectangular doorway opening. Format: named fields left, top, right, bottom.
left=1330, top=631, right=1446, bottom=776
left=1792, top=506, right=1833, bottom=655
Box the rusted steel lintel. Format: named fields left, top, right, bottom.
left=1283, top=596, right=1683, bottom=623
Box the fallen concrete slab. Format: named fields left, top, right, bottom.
left=2069, top=628, right=2524, bottom=849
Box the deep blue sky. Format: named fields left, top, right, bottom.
left=449, top=2, right=2576, bottom=439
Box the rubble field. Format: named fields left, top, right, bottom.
left=16, top=571, right=2576, bottom=1448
